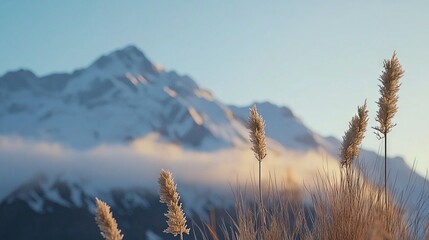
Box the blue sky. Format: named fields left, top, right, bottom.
left=1, top=1, right=428, bottom=175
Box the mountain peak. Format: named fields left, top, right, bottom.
left=90, top=45, right=157, bottom=75
left=111, top=45, right=146, bottom=60
left=119, top=45, right=143, bottom=54
left=0, top=69, right=37, bottom=91
left=1, top=69, right=37, bottom=80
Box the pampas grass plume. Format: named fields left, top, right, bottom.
left=159, top=169, right=190, bottom=239
left=340, top=101, right=369, bottom=167
left=373, top=52, right=404, bottom=138
left=95, top=198, right=123, bottom=240
left=248, top=105, right=267, bottom=162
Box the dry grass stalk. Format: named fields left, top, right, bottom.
left=248, top=105, right=267, bottom=207
left=94, top=198, right=123, bottom=240
left=340, top=100, right=369, bottom=168
left=248, top=104, right=268, bottom=235
left=373, top=51, right=404, bottom=210
left=159, top=169, right=190, bottom=240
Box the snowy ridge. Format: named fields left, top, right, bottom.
left=0, top=46, right=251, bottom=150
left=5, top=172, right=153, bottom=215
left=5, top=174, right=94, bottom=213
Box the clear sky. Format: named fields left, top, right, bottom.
left=1, top=1, right=428, bottom=175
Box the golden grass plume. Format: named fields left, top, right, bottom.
left=373, top=52, right=404, bottom=138
left=159, top=169, right=190, bottom=239
left=95, top=198, right=123, bottom=240
left=248, top=105, right=267, bottom=162
left=340, top=100, right=369, bottom=167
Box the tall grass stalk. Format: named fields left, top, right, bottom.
left=339, top=100, right=368, bottom=214
left=248, top=105, right=267, bottom=238
left=248, top=105, right=267, bottom=206
left=373, top=52, right=404, bottom=209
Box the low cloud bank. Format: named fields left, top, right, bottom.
left=0, top=134, right=339, bottom=200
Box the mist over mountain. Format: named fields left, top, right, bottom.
left=0, top=46, right=426, bottom=240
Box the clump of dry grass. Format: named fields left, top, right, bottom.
left=310, top=167, right=410, bottom=240
left=94, top=198, right=123, bottom=240
left=198, top=167, right=428, bottom=240
left=197, top=181, right=309, bottom=240
left=159, top=169, right=190, bottom=240
left=340, top=100, right=369, bottom=168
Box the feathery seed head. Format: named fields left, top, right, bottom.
left=340, top=101, right=369, bottom=167
left=248, top=105, right=267, bottom=161
left=159, top=169, right=180, bottom=205
left=158, top=169, right=190, bottom=237
left=373, top=52, right=404, bottom=139
left=95, top=198, right=123, bottom=240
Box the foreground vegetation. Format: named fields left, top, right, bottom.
left=94, top=53, right=429, bottom=239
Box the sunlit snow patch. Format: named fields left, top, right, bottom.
left=163, top=86, right=177, bottom=97
left=195, top=89, right=214, bottom=101
left=125, top=73, right=139, bottom=86
left=153, top=63, right=164, bottom=73
left=137, top=75, right=148, bottom=84
left=188, top=107, right=204, bottom=125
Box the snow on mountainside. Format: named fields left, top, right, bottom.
left=0, top=46, right=427, bottom=240
left=0, top=45, right=248, bottom=150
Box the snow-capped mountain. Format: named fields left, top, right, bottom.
left=0, top=45, right=250, bottom=150
left=0, top=45, right=427, bottom=240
